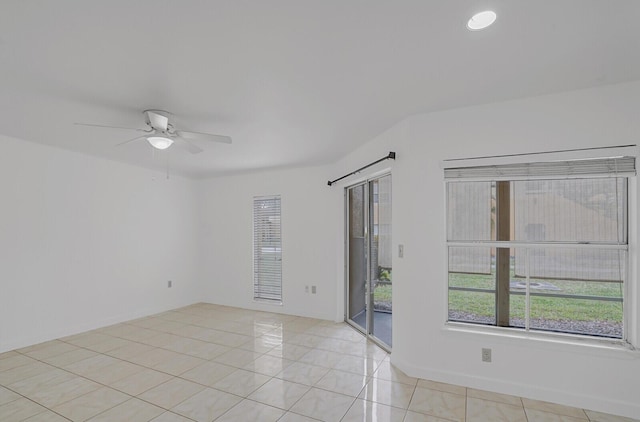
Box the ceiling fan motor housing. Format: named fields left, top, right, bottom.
left=144, top=110, right=171, bottom=132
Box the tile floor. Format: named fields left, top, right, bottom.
left=0, top=303, right=637, bottom=422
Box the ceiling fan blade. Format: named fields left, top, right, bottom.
left=176, top=130, right=232, bottom=144
left=145, top=110, right=169, bottom=131
left=175, top=137, right=204, bottom=154
left=75, top=122, right=146, bottom=132
left=116, top=135, right=148, bottom=146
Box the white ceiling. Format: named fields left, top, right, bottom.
left=1, top=1, right=639, bottom=178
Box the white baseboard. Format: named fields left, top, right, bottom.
left=390, top=355, right=640, bottom=420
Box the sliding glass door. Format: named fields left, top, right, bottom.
left=346, top=174, right=392, bottom=349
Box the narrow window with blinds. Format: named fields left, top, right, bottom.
left=444, top=152, right=635, bottom=340
left=253, top=195, right=282, bottom=303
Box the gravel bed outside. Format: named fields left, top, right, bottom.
left=448, top=311, right=622, bottom=339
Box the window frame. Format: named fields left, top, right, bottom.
left=441, top=146, right=638, bottom=348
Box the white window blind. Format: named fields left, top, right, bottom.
left=444, top=156, right=636, bottom=181
left=253, top=195, right=282, bottom=303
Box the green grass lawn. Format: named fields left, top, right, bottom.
left=448, top=272, right=623, bottom=322
left=369, top=272, right=623, bottom=325
left=373, top=284, right=392, bottom=303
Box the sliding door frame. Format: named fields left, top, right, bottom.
left=344, top=171, right=392, bottom=352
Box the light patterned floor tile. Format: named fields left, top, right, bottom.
left=150, top=411, right=194, bottom=422
left=61, top=332, right=119, bottom=349
left=248, top=378, right=310, bottom=410
left=138, top=378, right=204, bottom=409
left=208, top=331, right=252, bottom=348
left=358, top=377, right=415, bottom=409
left=0, top=304, right=634, bottom=422
left=84, top=336, right=131, bottom=353
left=0, top=351, right=20, bottom=361
left=128, top=348, right=179, bottom=367
left=0, top=386, right=21, bottom=406
left=266, top=344, right=312, bottom=361
left=238, top=337, right=281, bottom=354
left=216, top=399, right=284, bottom=422
left=8, top=369, right=75, bottom=398
left=52, top=386, right=129, bottom=421
left=408, top=387, right=466, bottom=422
left=275, top=362, right=330, bottom=386
left=467, top=387, right=522, bottom=406
left=403, top=410, right=454, bottom=422
left=243, top=354, right=294, bottom=376
left=0, top=397, right=47, bottom=421
left=183, top=341, right=230, bottom=360
left=585, top=410, right=640, bottom=422
left=341, top=398, right=406, bottom=422
left=110, top=368, right=173, bottom=396
left=0, top=362, right=59, bottom=386
left=211, top=368, right=271, bottom=397
left=212, top=349, right=262, bottom=368
left=41, top=349, right=99, bottom=368
left=63, top=354, right=119, bottom=376
left=332, top=355, right=380, bottom=377
left=298, top=349, right=345, bottom=369
left=286, top=334, right=326, bottom=349
left=23, top=410, right=71, bottom=421
left=526, top=408, right=592, bottom=422
left=22, top=376, right=101, bottom=408
left=277, top=411, right=322, bottom=421
left=171, top=388, right=241, bottom=422
left=83, top=360, right=145, bottom=385
left=151, top=353, right=205, bottom=376
left=105, top=342, right=156, bottom=360
left=373, top=361, right=418, bottom=386
left=467, top=397, right=527, bottom=422
left=417, top=379, right=466, bottom=396
left=523, top=398, right=588, bottom=419
left=86, top=398, right=164, bottom=422
left=289, top=388, right=355, bottom=422
left=22, top=341, right=78, bottom=360
left=0, top=354, right=37, bottom=372
left=315, top=369, right=369, bottom=397
left=179, top=361, right=237, bottom=387
left=138, top=333, right=184, bottom=348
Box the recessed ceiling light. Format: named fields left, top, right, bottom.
left=467, top=11, right=497, bottom=31
left=147, top=136, right=174, bottom=150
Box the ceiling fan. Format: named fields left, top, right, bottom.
left=75, top=109, right=232, bottom=154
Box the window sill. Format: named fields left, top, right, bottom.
left=443, top=321, right=638, bottom=355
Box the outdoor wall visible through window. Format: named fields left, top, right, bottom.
left=253, top=195, right=282, bottom=303
left=444, top=155, right=635, bottom=340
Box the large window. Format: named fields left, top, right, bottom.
left=253, top=195, right=282, bottom=303
left=445, top=154, right=635, bottom=340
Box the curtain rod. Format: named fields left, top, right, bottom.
left=327, top=152, right=396, bottom=186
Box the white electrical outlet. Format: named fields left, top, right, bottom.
left=168, top=280, right=172, bottom=288
left=305, top=285, right=309, bottom=293
left=482, top=348, right=492, bottom=362
left=398, top=244, right=404, bottom=258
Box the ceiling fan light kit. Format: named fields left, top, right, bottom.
left=75, top=109, right=232, bottom=154
left=147, top=136, right=174, bottom=150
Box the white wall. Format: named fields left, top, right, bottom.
left=0, top=135, right=201, bottom=353
left=329, top=81, right=640, bottom=418
left=2, top=80, right=639, bottom=417
left=198, top=166, right=340, bottom=320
